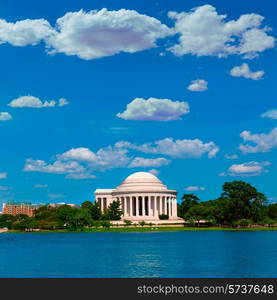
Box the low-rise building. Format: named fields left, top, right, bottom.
left=2, top=202, right=40, bottom=217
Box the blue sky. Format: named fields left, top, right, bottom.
left=0, top=0, right=276, bottom=206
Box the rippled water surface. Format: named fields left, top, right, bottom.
left=0, top=231, right=276, bottom=277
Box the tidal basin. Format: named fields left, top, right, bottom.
left=0, top=231, right=276, bottom=278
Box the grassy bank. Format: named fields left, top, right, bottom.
left=6, top=226, right=277, bottom=233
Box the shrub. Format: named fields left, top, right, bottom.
left=235, top=219, right=253, bottom=227
left=159, top=214, right=169, bottom=220
left=101, top=220, right=111, bottom=228
left=123, top=220, right=132, bottom=226
left=139, top=221, right=146, bottom=227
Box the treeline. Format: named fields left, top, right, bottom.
left=0, top=200, right=123, bottom=231
left=178, top=181, right=277, bottom=226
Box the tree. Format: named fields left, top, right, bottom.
left=178, top=194, right=200, bottom=218
left=81, top=201, right=93, bottom=210
left=13, top=217, right=37, bottom=231
left=90, top=202, right=102, bottom=220
left=221, top=181, right=267, bottom=222
left=0, top=214, right=16, bottom=229
left=67, top=209, right=92, bottom=231
left=267, top=203, right=277, bottom=219
left=107, top=200, right=123, bottom=220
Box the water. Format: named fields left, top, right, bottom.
left=0, top=231, right=276, bottom=277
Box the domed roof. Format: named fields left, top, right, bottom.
left=115, top=172, right=168, bottom=192
left=125, top=172, right=161, bottom=183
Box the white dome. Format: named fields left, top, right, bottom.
left=115, top=172, right=168, bottom=192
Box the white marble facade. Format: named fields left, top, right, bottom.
left=94, top=172, right=178, bottom=220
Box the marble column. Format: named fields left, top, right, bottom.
left=164, top=196, right=167, bottom=215
left=129, top=197, right=132, bottom=217
left=142, top=196, right=145, bottom=217
left=153, top=196, right=156, bottom=217
left=124, top=197, right=127, bottom=217
left=159, top=197, right=162, bottom=215
left=135, top=197, right=139, bottom=217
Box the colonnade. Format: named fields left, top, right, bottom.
left=97, top=194, right=177, bottom=219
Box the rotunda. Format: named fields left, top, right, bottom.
left=94, top=172, right=178, bottom=221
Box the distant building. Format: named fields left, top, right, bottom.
left=48, top=203, right=80, bottom=208
left=94, top=172, right=180, bottom=221
left=2, top=202, right=41, bottom=217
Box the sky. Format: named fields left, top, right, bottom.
left=0, top=0, right=276, bottom=207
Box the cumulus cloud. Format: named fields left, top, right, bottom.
left=230, top=63, right=265, bottom=80
left=0, top=186, right=9, bottom=191
left=115, top=137, right=219, bottom=158
left=128, top=157, right=170, bottom=168
left=185, top=186, right=205, bottom=191
left=8, top=96, right=69, bottom=108
left=24, top=135, right=219, bottom=179
left=48, top=193, right=64, bottom=200
left=261, top=109, right=277, bottom=119
left=117, top=97, right=189, bottom=121
left=0, top=112, right=12, bottom=121
left=23, top=146, right=131, bottom=179
left=65, top=173, right=96, bottom=180
left=167, top=5, right=275, bottom=58
left=0, top=172, right=7, bottom=179
left=187, top=79, right=208, bottom=92
left=224, top=154, right=238, bottom=160
left=46, top=9, right=173, bottom=60
left=24, top=159, right=85, bottom=174
left=148, top=169, right=160, bottom=175
left=34, top=184, right=48, bottom=188
left=222, top=161, right=270, bottom=177
left=239, top=127, right=277, bottom=154
left=0, top=18, right=54, bottom=46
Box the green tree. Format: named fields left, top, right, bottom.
left=81, top=201, right=93, bottom=210
left=13, top=217, right=37, bottom=231
left=267, top=203, right=277, bottom=219
left=221, top=180, right=267, bottom=222
left=0, top=214, right=16, bottom=229
left=90, top=202, right=102, bottom=220
left=107, top=200, right=123, bottom=220
left=178, top=194, right=200, bottom=218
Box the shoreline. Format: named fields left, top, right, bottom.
left=4, top=226, right=277, bottom=233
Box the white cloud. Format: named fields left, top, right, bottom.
left=48, top=193, right=64, bottom=200
left=0, top=186, right=9, bottom=191
left=23, top=136, right=219, bottom=179
left=65, top=173, right=96, bottom=180
left=261, top=109, right=277, bottom=119
left=0, top=112, right=12, bottom=121
left=34, top=184, right=48, bottom=188
left=187, top=79, right=208, bottom=92
left=224, top=154, right=238, bottom=160
left=117, top=97, right=189, bottom=121
left=222, top=161, right=270, bottom=177
left=230, top=63, right=265, bottom=80
left=8, top=96, right=69, bottom=108
left=239, top=127, right=277, bottom=153
left=148, top=169, right=160, bottom=175
left=0, top=18, right=54, bottom=46
left=116, top=137, right=219, bottom=158
left=167, top=5, right=275, bottom=58
left=46, top=8, right=173, bottom=60
left=24, top=159, right=85, bottom=174
left=58, top=147, right=97, bottom=162
left=58, top=98, right=69, bottom=106
left=185, top=186, right=205, bottom=191
left=24, top=146, right=131, bottom=179
left=0, top=172, right=7, bottom=179
left=128, top=157, right=170, bottom=168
